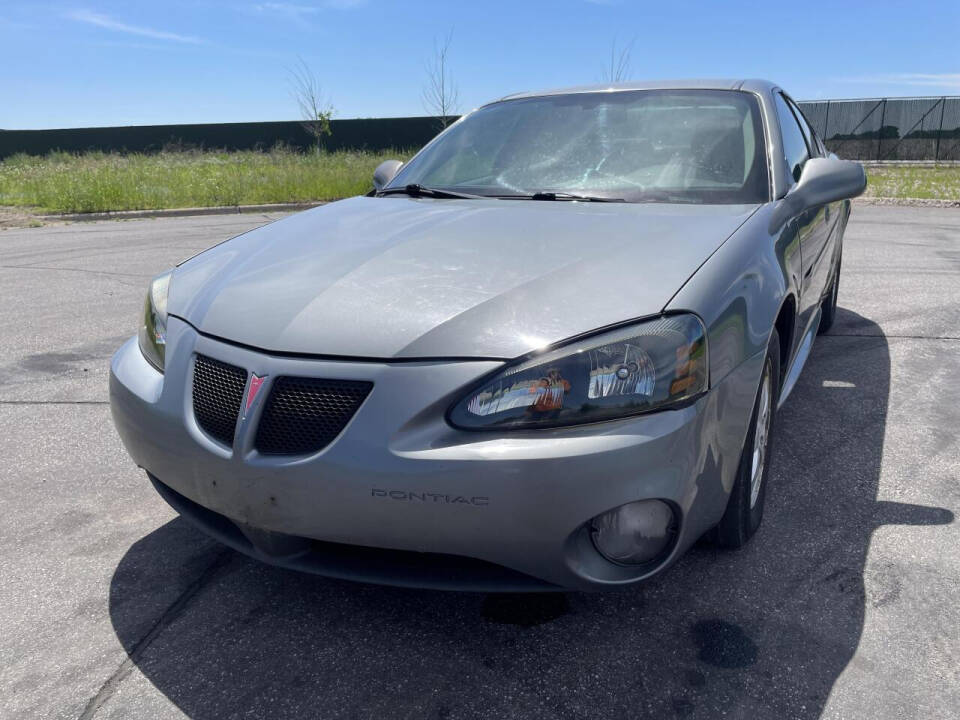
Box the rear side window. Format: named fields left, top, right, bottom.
left=775, top=92, right=810, bottom=183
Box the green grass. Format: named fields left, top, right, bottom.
left=1, top=150, right=957, bottom=214
left=0, top=148, right=412, bottom=214
left=864, top=165, right=960, bottom=201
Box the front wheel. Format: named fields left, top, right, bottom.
left=715, top=328, right=781, bottom=548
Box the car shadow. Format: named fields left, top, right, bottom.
left=108, top=309, right=953, bottom=719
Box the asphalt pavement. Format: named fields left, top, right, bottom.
left=0, top=205, right=957, bottom=719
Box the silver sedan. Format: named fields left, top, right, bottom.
left=110, top=79, right=866, bottom=591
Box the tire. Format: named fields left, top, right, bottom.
left=715, top=328, right=781, bottom=549
left=818, top=254, right=841, bottom=335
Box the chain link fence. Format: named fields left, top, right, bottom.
left=797, top=97, right=960, bottom=161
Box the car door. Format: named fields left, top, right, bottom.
left=785, top=94, right=840, bottom=307
left=774, top=92, right=829, bottom=338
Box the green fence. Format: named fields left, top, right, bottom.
left=2, top=96, right=959, bottom=161
left=0, top=116, right=449, bottom=159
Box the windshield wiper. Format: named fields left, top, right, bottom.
left=377, top=184, right=482, bottom=200
left=497, top=191, right=625, bottom=203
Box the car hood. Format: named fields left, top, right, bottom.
left=169, top=196, right=758, bottom=359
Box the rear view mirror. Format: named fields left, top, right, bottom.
left=373, top=160, right=404, bottom=192
left=770, top=157, right=866, bottom=231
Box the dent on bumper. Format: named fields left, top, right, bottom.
left=110, top=318, right=764, bottom=591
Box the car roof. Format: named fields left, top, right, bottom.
left=491, top=79, right=777, bottom=104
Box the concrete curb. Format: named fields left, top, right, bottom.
left=39, top=201, right=327, bottom=223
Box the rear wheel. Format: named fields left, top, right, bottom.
left=715, top=328, right=780, bottom=548
left=818, top=254, right=841, bottom=334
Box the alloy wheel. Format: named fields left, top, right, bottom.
left=750, top=361, right=773, bottom=508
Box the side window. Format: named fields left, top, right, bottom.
left=785, top=96, right=823, bottom=158
left=774, top=92, right=810, bottom=183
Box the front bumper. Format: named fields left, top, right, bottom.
left=110, top=317, right=763, bottom=591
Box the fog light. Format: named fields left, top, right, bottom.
left=590, top=500, right=676, bottom=565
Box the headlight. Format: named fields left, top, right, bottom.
left=138, top=271, right=172, bottom=372
left=449, top=314, right=707, bottom=430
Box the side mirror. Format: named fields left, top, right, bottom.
left=770, top=157, right=866, bottom=232
left=372, top=160, right=403, bottom=192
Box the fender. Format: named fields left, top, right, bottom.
left=666, top=203, right=800, bottom=388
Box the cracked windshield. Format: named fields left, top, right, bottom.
left=391, top=89, right=769, bottom=204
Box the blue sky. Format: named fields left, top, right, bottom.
left=2, top=0, right=958, bottom=129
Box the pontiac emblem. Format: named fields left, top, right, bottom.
left=245, top=374, right=266, bottom=414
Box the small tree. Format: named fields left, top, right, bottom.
left=289, top=56, right=335, bottom=152
left=604, top=36, right=635, bottom=84
left=422, top=30, right=459, bottom=129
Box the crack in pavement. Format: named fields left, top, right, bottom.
left=0, top=263, right=150, bottom=279
left=77, top=550, right=234, bottom=720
